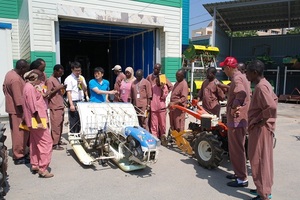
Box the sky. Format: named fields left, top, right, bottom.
left=189, top=0, right=232, bottom=37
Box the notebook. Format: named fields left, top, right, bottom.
left=159, top=74, right=167, bottom=84
left=19, top=118, right=47, bottom=130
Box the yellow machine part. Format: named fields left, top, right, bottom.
left=194, top=80, right=231, bottom=90
left=193, top=45, right=220, bottom=53
left=222, top=80, right=231, bottom=85
left=183, top=44, right=220, bottom=60
left=170, top=130, right=194, bottom=155
left=189, top=80, right=230, bottom=100
left=194, top=80, right=204, bottom=90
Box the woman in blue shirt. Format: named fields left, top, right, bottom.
left=89, top=67, right=117, bottom=102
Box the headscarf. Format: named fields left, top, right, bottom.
left=24, top=69, right=47, bottom=95
left=24, top=69, right=42, bottom=83
left=124, top=67, right=135, bottom=82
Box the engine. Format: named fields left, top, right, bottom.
left=121, top=126, right=158, bottom=165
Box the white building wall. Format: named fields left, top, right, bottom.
left=18, top=0, right=31, bottom=60
left=30, top=0, right=57, bottom=52
left=160, top=29, right=166, bottom=58
left=29, top=0, right=182, bottom=58
left=0, top=18, right=20, bottom=61
left=0, top=28, right=13, bottom=116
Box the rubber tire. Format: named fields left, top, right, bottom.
left=194, top=131, right=224, bottom=169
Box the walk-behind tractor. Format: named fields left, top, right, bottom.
left=169, top=99, right=228, bottom=169
left=68, top=102, right=159, bottom=172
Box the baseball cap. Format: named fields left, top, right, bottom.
left=112, top=65, right=122, bottom=71
left=219, top=57, right=238, bottom=68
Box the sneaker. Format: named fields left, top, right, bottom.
left=249, top=189, right=272, bottom=199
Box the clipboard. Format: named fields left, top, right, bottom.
left=19, top=118, right=47, bottom=130
left=19, top=121, right=29, bottom=131
left=31, top=117, right=47, bottom=129
left=159, top=74, right=167, bottom=84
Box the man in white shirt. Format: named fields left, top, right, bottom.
left=64, top=62, right=87, bottom=133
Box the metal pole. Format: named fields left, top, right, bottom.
left=212, top=7, right=216, bottom=46
left=55, top=21, right=61, bottom=64
left=276, top=66, right=280, bottom=95
left=283, top=66, right=287, bottom=95
left=190, top=62, right=195, bottom=100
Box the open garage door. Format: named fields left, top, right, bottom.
left=59, top=20, right=157, bottom=83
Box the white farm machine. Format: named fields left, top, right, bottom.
left=68, top=102, right=159, bottom=172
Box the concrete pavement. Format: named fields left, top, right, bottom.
left=2, top=102, right=300, bottom=200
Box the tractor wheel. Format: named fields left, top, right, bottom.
left=194, top=131, right=224, bottom=169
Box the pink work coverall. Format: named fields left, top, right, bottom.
left=248, top=78, right=278, bottom=200
left=23, top=83, right=53, bottom=172
left=226, top=71, right=251, bottom=181
left=169, top=80, right=189, bottom=132
left=3, top=70, right=29, bottom=160
left=150, top=84, right=168, bottom=138
left=198, top=78, right=225, bottom=116
left=131, top=78, right=152, bottom=129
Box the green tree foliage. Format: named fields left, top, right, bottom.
left=287, top=27, right=300, bottom=34
left=227, top=30, right=258, bottom=37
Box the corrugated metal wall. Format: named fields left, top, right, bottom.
left=29, top=0, right=182, bottom=78
left=232, top=34, right=300, bottom=64
left=0, top=0, right=19, bottom=19
left=18, top=0, right=30, bottom=60
left=232, top=34, right=300, bottom=94
left=215, top=23, right=230, bottom=62
left=112, top=30, right=155, bottom=77
left=144, top=31, right=155, bottom=75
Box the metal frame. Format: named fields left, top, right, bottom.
left=283, top=66, right=300, bottom=95
left=265, top=66, right=280, bottom=95
left=204, top=0, right=300, bottom=32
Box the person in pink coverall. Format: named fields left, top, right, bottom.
left=198, top=67, right=225, bottom=116
left=150, top=77, right=169, bottom=146
left=219, top=57, right=251, bottom=188
left=246, top=60, right=278, bottom=200
left=2, top=59, right=30, bottom=165
left=112, top=65, right=126, bottom=102
left=119, top=67, right=135, bottom=102
left=130, top=69, right=152, bottom=130
left=23, top=69, right=54, bottom=178
left=168, top=69, right=189, bottom=132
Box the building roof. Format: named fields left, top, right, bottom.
left=203, top=0, right=300, bottom=32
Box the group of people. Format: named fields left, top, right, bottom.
left=2, top=59, right=190, bottom=179
left=3, top=56, right=278, bottom=199
left=198, top=56, right=278, bottom=200
left=64, top=62, right=188, bottom=146
left=3, top=58, right=65, bottom=178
